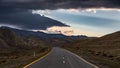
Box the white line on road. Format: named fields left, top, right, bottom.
left=63, top=57, right=65, bottom=59
left=63, top=49, right=99, bottom=68
left=63, top=61, right=66, bottom=64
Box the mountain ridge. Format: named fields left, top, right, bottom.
left=0, top=26, right=88, bottom=39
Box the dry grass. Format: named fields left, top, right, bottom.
left=0, top=47, right=51, bottom=68
left=62, top=31, right=120, bottom=68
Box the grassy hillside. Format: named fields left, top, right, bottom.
left=0, top=28, right=26, bottom=47
left=0, top=28, right=51, bottom=68
left=62, top=31, right=120, bottom=68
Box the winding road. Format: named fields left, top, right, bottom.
left=25, top=47, right=99, bottom=68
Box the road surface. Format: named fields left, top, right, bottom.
left=26, top=47, right=99, bottom=68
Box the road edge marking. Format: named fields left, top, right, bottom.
left=63, top=48, right=99, bottom=68
left=23, top=51, right=51, bottom=68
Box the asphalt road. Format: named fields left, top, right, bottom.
left=26, top=47, right=98, bottom=68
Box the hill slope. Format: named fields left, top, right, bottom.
left=0, top=26, right=51, bottom=68
left=0, top=27, right=26, bottom=48
left=92, top=31, right=120, bottom=46
left=63, top=31, right=120, bottom=68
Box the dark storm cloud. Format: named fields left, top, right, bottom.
left=0, top=9, right=68, bottom=30
left=0, top=0, right=73, bottom=30
left=0, top=0, right=120, bottom=9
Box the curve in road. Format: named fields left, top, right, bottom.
left=24, top=47, right=99, bottom=68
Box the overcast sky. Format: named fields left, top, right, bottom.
left=0, top=0, right=120, bottom=37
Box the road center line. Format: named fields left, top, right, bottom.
left=63, top=57, right=65, bottom=59
left=63, top=61, right=66, bottom=64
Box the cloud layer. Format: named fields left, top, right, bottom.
left=0, top=9, right=68, bottom=30
left=0, top=0, right=120, bottom=10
